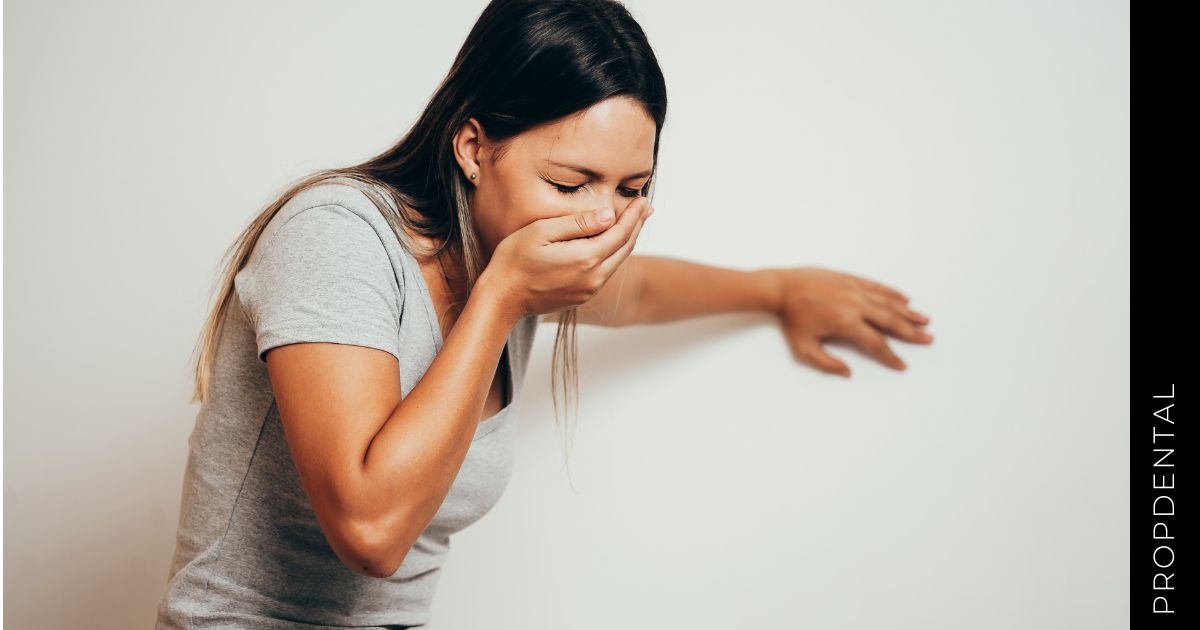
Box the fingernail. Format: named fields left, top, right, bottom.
left=920, top=332, right=933, bottom=342
left=596, top=209, right=615, bottom=224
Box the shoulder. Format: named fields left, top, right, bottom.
left=249, top=179, right=409, bottom=266
left=234, top=180, right=410, bottom=354
left=286, top=178, right=387, bottom=219
left=276, top=180, right=394, bottom=239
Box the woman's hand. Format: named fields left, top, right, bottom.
left=771, top=266, right=933, bottom=377
left=480, top=196, right=654, bottom=323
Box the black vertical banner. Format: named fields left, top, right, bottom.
left=1132, top=9, right=1187, bottom=626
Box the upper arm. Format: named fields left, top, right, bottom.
left=235, top=203, right=404, bottom=574
left=265, top=342, right=400, bottom=576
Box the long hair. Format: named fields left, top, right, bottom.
left=190, top=0, right=668, bottom=452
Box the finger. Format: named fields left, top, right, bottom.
left=789, top=335, right=851, bottom=378
left=617, top=194, right=651, bottom=220
left=537, top=206, right=622, bottom=243
left=862, top=301, right=933, bottom=344
left=896, top=303, right=931, bottom=326
left=847, top=322, right=907, bottom=370
left=865, top=291, right=931, bottom=327
left=594, top=201, right=651, bottom=277
left=856, top=277, right=909, bottom=304
left=562, top=196, right=650, bottom=262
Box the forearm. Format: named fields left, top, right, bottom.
left=633, top=255, right=783, bottom=324
left=354, top=274, right=520, bottom=576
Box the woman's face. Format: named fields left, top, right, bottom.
left=453, top=95, right=657, bottom=260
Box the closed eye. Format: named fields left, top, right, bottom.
left=550, top=182, right=643, bottom=198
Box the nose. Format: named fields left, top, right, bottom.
left=592, top=187, right=635, bottom=218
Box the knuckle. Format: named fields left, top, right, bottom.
left=835, top=312, right=859, bottom=329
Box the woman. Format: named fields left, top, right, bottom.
left=156, top=0, right=933, bottom=627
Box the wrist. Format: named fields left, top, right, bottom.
left=756, top=267, right=786, bottom=316
left=471, top=268, right=526, bottom=328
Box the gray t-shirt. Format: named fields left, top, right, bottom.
left=156, top=180, right=537, bottom=629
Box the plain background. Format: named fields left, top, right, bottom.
left=2, top=0, right=1129, bottom=628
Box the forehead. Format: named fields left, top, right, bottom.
left=507, top=97, right=656, bottom=175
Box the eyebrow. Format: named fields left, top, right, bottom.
left=546, top=160, right=654, bottom=181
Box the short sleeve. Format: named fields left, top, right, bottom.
left=234, top=203, right=403, bottom=363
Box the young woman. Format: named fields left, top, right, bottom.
left=156, top=0, right=933, bottom=627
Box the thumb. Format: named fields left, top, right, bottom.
left=539, top=207, right=616, bottom=243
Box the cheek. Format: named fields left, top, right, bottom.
left=479, top=171, right=598, bottom=245
left=503, top=183, right=577, bottom=234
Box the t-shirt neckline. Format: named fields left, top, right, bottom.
left=399, top=245, right=517, bottom=431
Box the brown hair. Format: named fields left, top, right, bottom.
left=190, top=0, right=668, bottom=454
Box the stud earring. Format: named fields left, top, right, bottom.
left=470, top=172, right=477, bottom=180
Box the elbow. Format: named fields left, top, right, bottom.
left=320, top=472, right=426, bottom=578
left=348, top=548, right=399, bottom=580
left=337, top=515, right=415, bottom=579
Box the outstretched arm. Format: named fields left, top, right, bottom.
left=541, top=254, right=935, bottom=377
left=540, top=254, right=781, bottom=327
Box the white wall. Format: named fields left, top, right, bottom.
left=2, top=1, right=1129, bottom=628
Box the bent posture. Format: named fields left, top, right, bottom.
left=156, top=1, right=932, bottom=628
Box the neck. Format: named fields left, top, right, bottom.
left=433, top=244, right=470, bottom=308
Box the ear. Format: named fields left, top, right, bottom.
left=451, top=117, right=488, bottom=187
